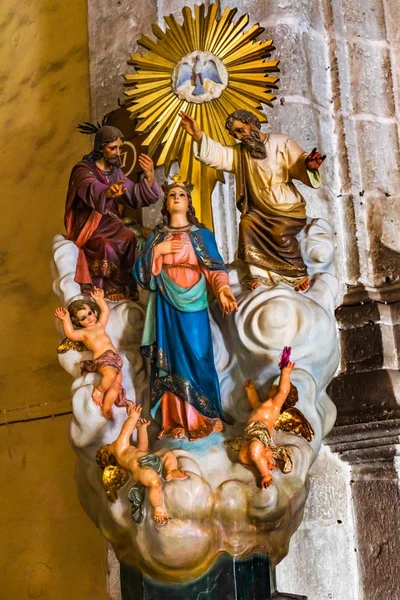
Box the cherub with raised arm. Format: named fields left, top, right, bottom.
left=96, top=403, right=187, bottom=525
left=54, top=287, right=129, bottom=419
left=226, top=351, right=314, bottom=489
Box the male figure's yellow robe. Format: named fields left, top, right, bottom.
left=194, top=133, right=321, bottom=285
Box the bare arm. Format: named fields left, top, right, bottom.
left=271, top=362, right=296, bottom=411
left=53, top=308, right=84, bottom=342
left=115, top=404, right=143, bottom=452
left=243, top=380, right=262, bottom=409
left=90, top=287, right=109, bottom=327
left=136, top=418, right=150, bottom=452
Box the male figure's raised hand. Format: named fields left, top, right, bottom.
left=305, top=148, right=326, bottom=171
left=138, top=154, right=155, bottom=185
left=179, top=111, right=203, bottom=143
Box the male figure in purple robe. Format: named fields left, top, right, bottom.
left=65, top=125, right=162, bottom=301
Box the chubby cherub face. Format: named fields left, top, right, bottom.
left=76, top=303, right=98, bottom=328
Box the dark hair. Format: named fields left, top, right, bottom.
left=161, top=187, right=204, bottom=228
left=96, top=445, right=117, bottom=470
left=67, top=299, right=99, bottom=327
left=281, top=383, right=299, bottom=412
left=225, top=110, right=262, bottom=135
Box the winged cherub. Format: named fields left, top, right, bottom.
left=226, top=350, right=313, bottom=488
left=96, top=403, right=187, bottom=525
left=54, top=287, right=130, bottom=419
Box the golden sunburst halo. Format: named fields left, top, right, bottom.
left=124, top=4, right=279, bottom=228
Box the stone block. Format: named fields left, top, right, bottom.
left=364, top=193, right=400, bottom=285
left=388, top=40, right=400, bottom=117
left=383, top=0, right=400, bottom=42
left=351, top=461, right=400, bottom=600
left=263, top=23, right=311, bottom=101
left=303, top=446, right=353, bottom=523
left=276, top=520, right=359, bottom=600
left=220, top=0, right=326, bottom=34
left=88, top=0, right=158, bottom=119
left=355, top=120, right=400, bottom=193
left=328, top=369, right=400, bottom=426
left=334, top=0, right=386, bottom=41
left=347, top=40, right=395, bottom=117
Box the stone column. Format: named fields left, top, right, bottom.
left=327, top=426, right=400, bottom=599
left=326, top=1, right=400, bottom=597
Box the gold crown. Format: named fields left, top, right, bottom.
left=161, top=174, right=194, bottom=194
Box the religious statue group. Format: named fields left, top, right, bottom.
left=55, top=110, right=324, bottom=524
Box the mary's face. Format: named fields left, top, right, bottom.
left=166, top=187, right=189, bottom=214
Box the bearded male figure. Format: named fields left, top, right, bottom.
left=65, top=125, right=162, bottom=300
left=180, top=110, right=325, bottom=291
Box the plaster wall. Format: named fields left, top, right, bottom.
left=0, top=416, right=108, bottom=600
left=0, top=0, right=92, bottom=421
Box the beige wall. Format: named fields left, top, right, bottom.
left=0, top=416, right=108, bottom=599
left=1, top=0, right=92, bottom=419
left=0, top=0, right=109, bottom=597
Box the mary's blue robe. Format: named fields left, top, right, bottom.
left=134, top=225, right=227, bottom=424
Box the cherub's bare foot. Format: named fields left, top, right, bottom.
left=172, top=427, right=186, bottom=438
left=261, top=473, right=273, bottom=489
left=92, top=387, right=103, bottom=406
left=101, top=406, right=113, bottom=420
left=268, top=461, right=277, bottom=471
left=294, top=277, right=310, bottom=292
left=153, top=507, right=168, bottom=525
left=165, top=469, right=188, bottom=481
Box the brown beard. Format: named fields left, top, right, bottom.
left=105, top=155, right=122, bottom=168
left=241, top=129, right=267, bottom=159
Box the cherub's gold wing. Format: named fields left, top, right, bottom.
left=57, top=338, right=88, bottom=354
left=102, top=466, right=130, bottom=503
left=274, top=407, right=314, bottom=442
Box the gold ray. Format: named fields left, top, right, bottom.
left=229, top=81, right=277, bottom=105
left=127, top=90, right=175, bottom=116
left=129, top=54, right=175, bottom=71
left=158, top=102, right=190, bottom=168
left=227, top=59, right=279, bottom=73
left=194, top=3, right=206, bottom=50
left=135, top=96, right=180, bottom=132
left=213, top=14, right=249, bottom=56
left=219, top=24, right=265, bottom=59
left=124, top=72, right=171, bottom=83
left=136, top=94, right=176, bottom=122
left=221, top=89, right=267, bottom=122
left=124, top=81, right=171, bottom=98
left=223, top=40, right=274, bottom=66
left=150, top=24, right=184, bottom=61
left=203, top=4, right=219, bottom=50
left=142, top=100, right=183, bottom=155
left=164, top=15, right=192, bottom=55
left=151, top=23, right=166, bottom=40
left=182, top=7, right=197, bottom=52
left=208, top=7, right=237, bottom=54
left=229, top=73, right=279, bottom=87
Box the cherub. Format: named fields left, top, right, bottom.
left=96, top=403, right=187, bottom=525
left=227, top=357, right=313, bottom=489
left=54, top=287, right=129, bottom=419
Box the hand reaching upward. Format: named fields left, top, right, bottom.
left=179, top=111, right=203, bottom=143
